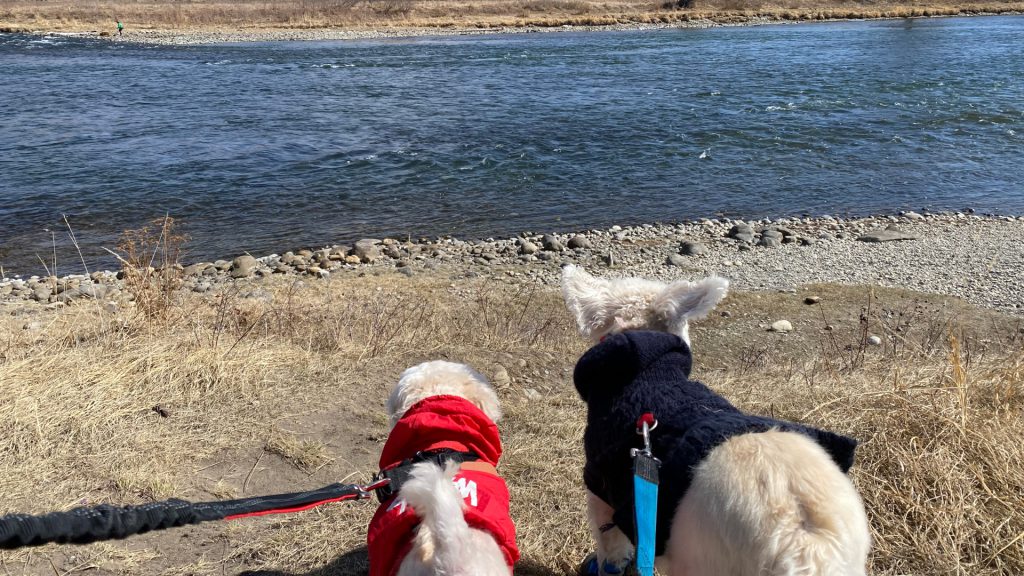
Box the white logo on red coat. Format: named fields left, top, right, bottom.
left=387, top=474, right=479, bottom=515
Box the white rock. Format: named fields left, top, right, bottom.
left=769, top=320, right=793, bottom=333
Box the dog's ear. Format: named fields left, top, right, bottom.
left=561, top=265, right=617, bottom=340
left=651, top=276, right=729, bottom=340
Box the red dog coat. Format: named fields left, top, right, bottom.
left=367, top=395, right=519, bottom=576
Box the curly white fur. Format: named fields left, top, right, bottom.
left=561, top=264, right=729, bottom=345
left=387, top=360, right=502, bottom=429
left=561, top=267, right=870, bottom=576
left=385, top=360, right=509, bottom=576
left=397, top=461, right=509, bottom=576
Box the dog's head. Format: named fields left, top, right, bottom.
left=561, top=264, right=728, bottom=346
left=386, top=360, right=502, bottom=429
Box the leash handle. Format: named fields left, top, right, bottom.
left=0, top=482, right=370, bottom=549
left=631, top=414, right=660, bottom=576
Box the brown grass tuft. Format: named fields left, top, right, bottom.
left=114, top=215, right=188, bottom=322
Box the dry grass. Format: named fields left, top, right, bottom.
left=1, top=0, right=1022, bottom=33
left=114, top=216, right=188, bottom=323
left=0, top=270, right=1022, bottom=574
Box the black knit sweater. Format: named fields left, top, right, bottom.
left=573, top=331, right=857, bottom=556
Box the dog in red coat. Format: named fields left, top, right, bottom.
left=368, top=361, right=518, bottom=576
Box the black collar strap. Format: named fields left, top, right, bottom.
left=372, top=448, right=480, bottom=503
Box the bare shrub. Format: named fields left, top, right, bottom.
left=115, top=216, right=188, bottom=322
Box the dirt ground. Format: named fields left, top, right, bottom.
left=1, top=268, right=1022, bottom=574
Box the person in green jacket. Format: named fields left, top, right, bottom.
left=116, top=20, right=123, bottom=36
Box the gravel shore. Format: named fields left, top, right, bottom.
left=57, top=17, right=755, bottom=45
left=2, top=212, right=1022, bottom=316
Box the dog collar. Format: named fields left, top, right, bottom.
left=372, top=448, right=480, bottom=503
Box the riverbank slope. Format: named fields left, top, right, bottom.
left=1, top=213, right=1023, bottom=573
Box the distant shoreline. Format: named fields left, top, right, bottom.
left=3, top=6, right=1022, bottom=45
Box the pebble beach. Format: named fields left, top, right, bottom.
left=3, top=212, right=1022, bottom=317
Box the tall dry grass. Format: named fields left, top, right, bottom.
left=0, top=272, right=1021, bottom=574
left=2, top=0, right=1022, bottom=32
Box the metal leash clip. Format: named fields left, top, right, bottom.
left=359, top=478, right=391, bottom=500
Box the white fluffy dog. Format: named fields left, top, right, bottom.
left=562, top=265, right=871, bottom=576
left=367, top=360, right=517, bottom=576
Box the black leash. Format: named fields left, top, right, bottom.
left=1, top=450, right=479, bottom=550
left=0, top=481, right=384, bottom=549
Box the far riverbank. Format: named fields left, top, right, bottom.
left=3, top=3, right=1023, bottom=45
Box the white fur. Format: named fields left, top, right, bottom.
left=397, top=461, right=509, bottom=576
left=384, top=360, right=509, bottom=576
left=387, top=360, right=502, bottom=429
left=561, top=264, right=729, bottom=345
left=562, top=267, right=871, bottom=576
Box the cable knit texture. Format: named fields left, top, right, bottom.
left=574, top=331, right=857, bottom=556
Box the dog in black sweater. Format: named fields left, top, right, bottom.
left=563, top=266, right=870, bottom=576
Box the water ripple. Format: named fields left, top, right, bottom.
left=1, top=17, right=1023, bottom=273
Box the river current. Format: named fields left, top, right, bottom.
left=1, top=16, right=1022, bottom=273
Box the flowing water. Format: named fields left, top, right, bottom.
left=1, top=16, right=1022, bottom=273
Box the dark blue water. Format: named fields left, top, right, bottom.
left=2, top=17, right=1023, bottom=274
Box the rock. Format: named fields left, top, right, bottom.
left=57, top=284, right=108, bottom=302
left=857, top=226, right=919, bottom=243
left=31, top=286, right=52, bottom=302
left=769, top=320, right=793, bottom=333
left=757, top=235, right=782, bottom=248
left=902, top=211, right=925, bottom=221
left=398, top=267, right=415, bottom=277
left=344, top=255, right=361, bottom=264
left=541, top=235, right=565, bottom=252
left=602, top=253, right=616, bottom=266
left=728, top=224, right=755, bottom=243
left=804, top=296, right=821, bottom=305
left=679, top=241, right=706, bottom=256
left=491, top=365, right=512, bottom=389
left=799, top=237, right=817, bottom=246
left=183, top=263, right=210, bottom=277
left=230, top=255, right=257, bottom=278
left=192, top=283, right=212, bottom=293
left=518, top=240, right=539, bottom=255
left=867, top=335, right=883, bottom=346
left=666, top=254, right=689, bottom=267
left=523, top=388, right=542, bottom=401
left=353, top=239, right=381, bottom=263
left=214, top=260, right=231, bottom=271
left=567, top=235, right=592, bottom=250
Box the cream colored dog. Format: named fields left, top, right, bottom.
left=562, top=265, right=870, bottom=576
left=368, top=361, right=516, bottom=576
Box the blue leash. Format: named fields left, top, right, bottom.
left=631, top=413, right=660, bottom=576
